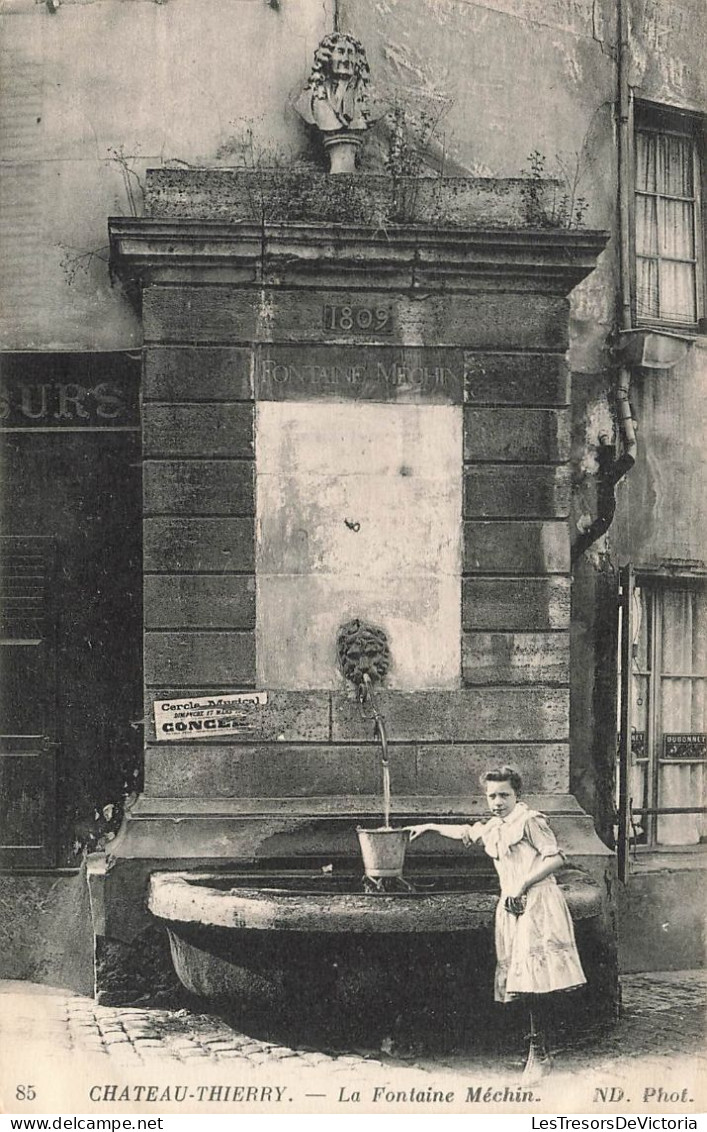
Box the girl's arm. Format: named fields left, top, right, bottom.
left=407, top=823, right=483, bottom=846
left=508, top=815, right=567, bottom=898
left=515, top=853, right=564, bottom=896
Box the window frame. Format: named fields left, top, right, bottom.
left=618, top=569, right=707, bottom=853
left=631, top=100, right=707, bottom=333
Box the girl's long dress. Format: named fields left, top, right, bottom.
left=470, top=802, right=587, bottom=1003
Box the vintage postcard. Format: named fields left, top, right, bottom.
left=0, top=0, right=705, bottom=1120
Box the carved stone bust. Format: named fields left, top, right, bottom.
left=295, top=33, right=378, bottom=135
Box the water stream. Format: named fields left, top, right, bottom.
left=371, top=702, right=391, bottom=829
left=359, top=670, right=394, bottom=833
left=382, top=757, right=391, bottom=829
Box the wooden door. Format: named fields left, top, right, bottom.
left=0, top=536, right=57, bottom=868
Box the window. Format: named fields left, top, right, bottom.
left=618, top=576, right=707, bottom=849
left=633, top=103, right=706, bottom=329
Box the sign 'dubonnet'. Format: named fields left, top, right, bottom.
left=153, top=692, right=268, bottom=740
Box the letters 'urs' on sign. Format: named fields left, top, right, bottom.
left=0, top=378, right=138, bottom=428
left=153, top=692, right=268, bottom=741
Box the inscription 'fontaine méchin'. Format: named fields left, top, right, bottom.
left=255, top=347, right=466, bottom=403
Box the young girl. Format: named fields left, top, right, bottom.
left=408, top=766, right=586, bottom=1069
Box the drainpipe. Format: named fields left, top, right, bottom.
left=613, top=0, right=638, bottom=479
left=572, top=418, right=636, bottom=560
left=617, top=0, right=633, bottom=338
left=572, top=0, right=637, bottom=561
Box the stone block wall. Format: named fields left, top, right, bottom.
left=142, top=345, right=256, bottom=694
left=137, top=289, right=574, bottom=802
left=102, top=189, right=612, bottom=935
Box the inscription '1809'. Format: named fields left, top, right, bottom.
left=323, top=304, right=392, bottom=333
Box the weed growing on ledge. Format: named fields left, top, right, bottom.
left=362, top=88, right=454, bottom=223
left=521, top=149, right=589, bottom=229
left=382, top=93, right=451, bottom=179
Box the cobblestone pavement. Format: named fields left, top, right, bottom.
left=0, top=971, right=704, bottom=1113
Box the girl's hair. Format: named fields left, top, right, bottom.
left=481, top=766, right=523, bottom=794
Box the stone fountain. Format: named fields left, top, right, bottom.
left=90, top=32, right=619, bottom=1046
left=145, top=619, right=613, bottom=1045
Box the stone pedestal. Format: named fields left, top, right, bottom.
left=322, top=130, right=363, bottom=172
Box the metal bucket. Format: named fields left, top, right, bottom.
left=356, top=827, right=410, bottom=879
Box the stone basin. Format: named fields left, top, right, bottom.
left=148, top=867, right=609, bottom=1047
left=150, top=869, right=500, bottom=932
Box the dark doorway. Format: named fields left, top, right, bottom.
left=0, top=353, right=142, bottom=868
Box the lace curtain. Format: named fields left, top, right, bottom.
left=636, top=130, right=697, bottom=324
left=657, top=590, right=706, bottom=844
left=626, top=585, right=706, bottom=846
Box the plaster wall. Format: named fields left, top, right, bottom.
left=339, top=0, right=706, bottom=184
left=0, top=0, right=328, bottom=349
left=340, top=0, right=617, bottom=198
left=612, top=343, right=707, bottom=567
left=2, top=0, right=705, bottom=357
left=256, top=402, right=463, bottom=690
left=569, top=348, right=707, bottom=843
left=570, top=346, right=707, bottom=834
left=0, top=872, right=93, bottom=992
left=618, top=862, right=706, bottom=972
left=628, top=0, right=707, bottom=112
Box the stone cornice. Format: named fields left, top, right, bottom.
left=109, top=217, right=609, bottom=300
left=109, top=793, right=613, bottom=866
